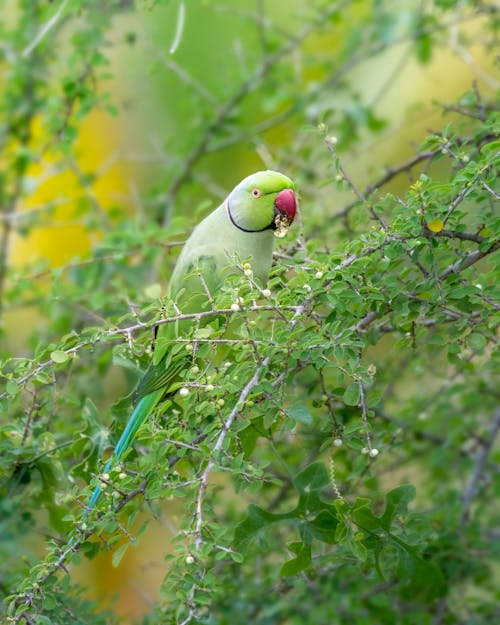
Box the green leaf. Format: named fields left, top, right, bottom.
left=293, top=462, right=330, bottom=492
left=346, top=535, right=368, bottom=561
left=308, top=510, right=339, bottom=544
left=343, top=382, right=360, bottom=406
left=343, top=418, right=364, bottom=434
left=396, top=542, right=447, bottom=600
left=193, top=326, right=214, bottom=339
left=468, top=332, right=487, bottom=352
left=280, top=541, right=312, bottom=576
left=380, top=485, right=416, bottom=531
left=5, top=380, right=19, bottom=396
left=288, top=404, right=313, bottom=425
left=50, top=350, right=69, bottom=363
left=233, top=504, right=290, bottom=548
left=351, top=499, right=383, bottom=531
left=112, top=543, right=130, bottom=568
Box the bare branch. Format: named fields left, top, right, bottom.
left=439, top=239, right=500, bottom=280
left=482, top=182, right=500, bottom=201
left=429, top=229, right=484, bottom=244
left=22, top=0, right=70, bottom=58
left=461, top=409, right=500, bottom=519
left=193, top=356, right=270, bottom=550
left=334, top=150, right=439, bottom=218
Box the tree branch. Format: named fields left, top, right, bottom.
left=193, top=357, right=270, bottom=550
left=334, top=149, right=440, bottom=219
left=461, top=408, right=500, bottom=519
left=439, top=240, right=500, bottom=280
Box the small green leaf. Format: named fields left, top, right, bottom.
left=293, top=462, right=330, bottom=492
left=346, top=535, right=368, bottom=561
left=112, top=543, right=129, bottom=568
left=468, top=332, right=487, bottom=352
left=42, top=594, right=56, bottom=610
left=280, top=541, right=311, bottom=576
left=50, top=350, right=69, bottom=364
left=288, top=404, right=313, bottom=425
left=396, top=543, right=446, bottom=600
left=343, top=418, right=364, bottom=434
left=309, top=510, right=339, bottom=544
left=343, top=382, right=360, bottom=406
left=193, top=327, right=214, bottom=339
left=229, top=550, right=244, bottom=563
left=380, top=485, right=416, bottom=531
left=6, top=380, right=19, bottom=396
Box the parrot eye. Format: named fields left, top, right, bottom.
left=251, top=188, right=262, bottom=198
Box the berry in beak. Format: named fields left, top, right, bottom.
left=273, top=188, right=297, bottom=238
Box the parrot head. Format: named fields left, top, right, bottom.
left=226, top=170, right=297, bottom=238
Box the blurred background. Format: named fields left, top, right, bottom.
left=1, top=0, right=497, bottom=620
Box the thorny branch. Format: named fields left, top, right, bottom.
left=324, top=138, right=387, bottom=229
left=332, top=129, right=498, bottom=223
left=439, top=239, right=500, bottom=280
left=12, top=427, right=211, bottom=622
left=3, top=219, right=498, bottom=401
left=0, top=303, right=301, bottom=400
left=334, top=149, right=440, bottom=219
left=193, top=357, right=270, bottom=550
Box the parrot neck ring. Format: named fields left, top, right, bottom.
left=226, top=198, right=270, bottom=233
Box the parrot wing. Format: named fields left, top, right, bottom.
left=134, top=347, right=187, bottom=401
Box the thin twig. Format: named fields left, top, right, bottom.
left=482, top=182, right=500, bottom=201
left=334, top=150, right=439, bottom=218
left=193, top=356, right=270, bottom=549
left=357, top=377, right=373, bottom=454
left=22, top=0, right=70, bottom=58
left=461, top=409, right=500, bottom=519
left=439, top=240, right=500, bottom=280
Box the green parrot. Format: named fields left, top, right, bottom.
left=85, top=170, right=297, bottom=513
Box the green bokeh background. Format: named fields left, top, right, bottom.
left=2, top=1, right=497, bottom=621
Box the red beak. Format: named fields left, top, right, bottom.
left=274, top=188, right=297, bottom=223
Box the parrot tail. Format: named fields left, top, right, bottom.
left=85, top=388, right=164, bottom=515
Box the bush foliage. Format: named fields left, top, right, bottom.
left=1, top=1, right=499, bottom=624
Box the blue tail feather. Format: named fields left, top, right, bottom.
left=83, top=389, right=163, bottom=516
